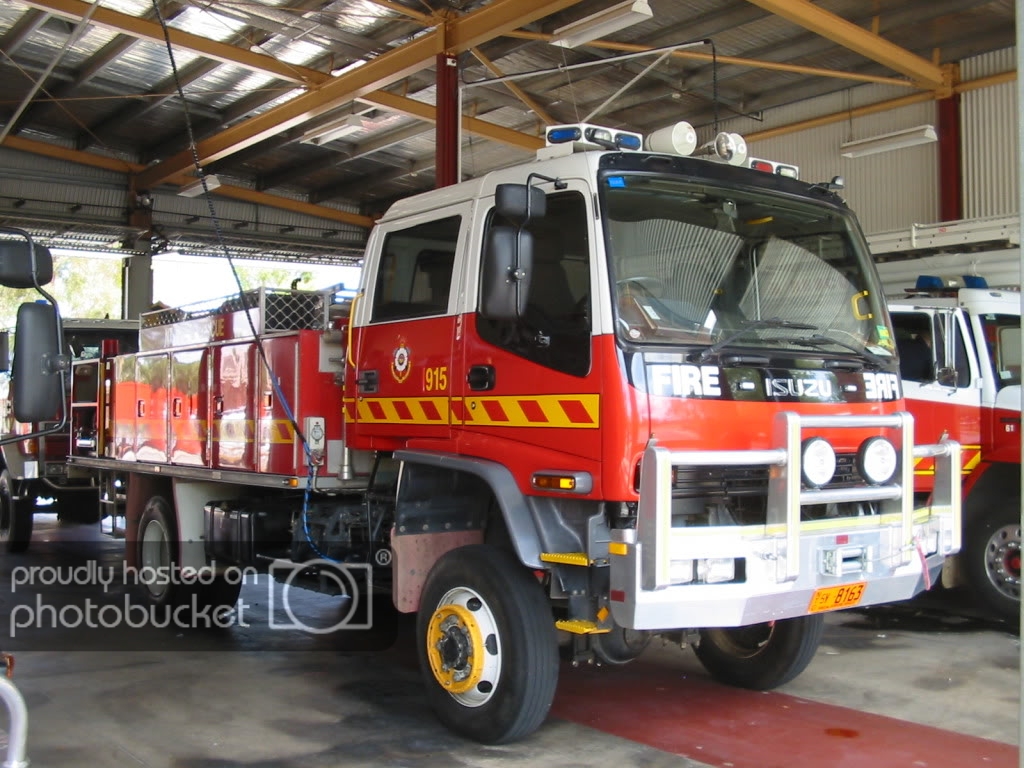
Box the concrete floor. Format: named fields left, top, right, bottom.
left=1, top=515, right=1019, bottom=768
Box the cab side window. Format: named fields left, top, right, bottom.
left=892, top=312, right=934, bottom=383
left=371, top=216, right=460, bottom=323
left=477, top=192, right=591, bottom=377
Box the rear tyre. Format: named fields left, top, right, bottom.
left=136, top=495, right=178, bottom=608
left=694, top=614, right=825, bottom=690
left=963, top=500, right=1020, bottom=623
left=417, top=545, right=558, bottom=744
left=0, top=470, right=33, bottom=553
left=135, top=495, right=241, bottom=621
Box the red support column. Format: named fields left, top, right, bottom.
left=937, top=94, right=962, bottom=221
left=435, top=52, right=459, bottom=188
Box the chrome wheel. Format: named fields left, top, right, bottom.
left=425, top=586, right=502, bottom=708
left=983, top=522, right=1022, bottom=601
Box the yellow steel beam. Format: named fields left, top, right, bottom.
left=2, top=135, right=374, bottom=228
left=743, top=0, right=945, bottom=89
left=136, top=0, right=580, bottom=190
left=743, top=71, right=1015, bottom=144
left=1, top=135, right=139, bottom=175
left=362, top=90, right=544, bottom=151
left=502, top=30, right=916, bottom=88
left=745, top=92, right=935, bottom=143
left=21, top=0, right=328, bottom=86
left=470, top=48, right=555, bottom=126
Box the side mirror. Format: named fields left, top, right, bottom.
left=495, top=184, right=546, bottom=225
left=480, top=228, right=533, bottom=321
left=0, top=237, right=53, bottom=288
left=935, top=366, right=958, bottom=388
left=12, top=302, right=65, bottom=423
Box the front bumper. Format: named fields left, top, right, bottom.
left=609, top=411, right=961, bottom=630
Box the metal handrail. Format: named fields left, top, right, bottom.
left=0, top=676, right=28, bottom=768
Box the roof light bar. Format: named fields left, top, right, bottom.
left=545, top=123, right=643, bottom=151
left=748, top=157, right=800, bottom=180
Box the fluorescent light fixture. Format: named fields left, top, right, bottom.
left=178, top=175, right=221, bottom=198
left=330, top=59, right=367, bottom=77
left=550, top=0, right=653, bottom=48
left=300, top=115, right=364, bottom=145
left=840, top=124, right=938, bottom=158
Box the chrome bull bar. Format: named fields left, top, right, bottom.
left=637, top=411, right=961, bottom=590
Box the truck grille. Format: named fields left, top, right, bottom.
left=671, top=453, right=872, bottom=526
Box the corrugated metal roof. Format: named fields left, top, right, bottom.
left=0, top=0, right=1016, bottom=260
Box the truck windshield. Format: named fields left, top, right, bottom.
left=978, top=313, right=1021, bottom=388
left=600, top=174, right=894, bottom=361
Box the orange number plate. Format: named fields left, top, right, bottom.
left=808, top=582, right=866, bottom=613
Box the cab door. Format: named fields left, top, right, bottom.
left=893, top=308, right=981, bottom=488
left=453, top=185, right=603, bottom=465
left=350, top=206, right=469, bottom=449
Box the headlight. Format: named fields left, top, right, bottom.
left=801, top=437, right=836, bottom=488
left=857, top=437, right=898, bottom=485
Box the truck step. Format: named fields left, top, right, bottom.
left=540, top=552, right=590, bottom=566
left=555, top=619, right=610, bottom=635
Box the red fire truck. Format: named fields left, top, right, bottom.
left=889, top=278, right=1020, bottom=621
left=26, top=123, right=961, bottom=743
left=0, top=317, right=138, bottom=551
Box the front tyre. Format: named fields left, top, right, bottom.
left=963, top=500, right=1021, bottom=623
left=694, top=614, right=825, bottom=690
left=416, top=545, right=558, bottom=744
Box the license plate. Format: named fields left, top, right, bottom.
left=808, top=582, right=866, bottom=613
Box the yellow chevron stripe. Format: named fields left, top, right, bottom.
left=193, top=419, right=297, bottom=444
left=345, top=395, right=601, bottom=428
left=453, top=394, right=600, bottom=428
left=352, top=397, right=449, bottom=425
left=913, top=444, right=980, bottom=476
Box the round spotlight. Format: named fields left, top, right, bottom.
left=857, top=437, right=898, bottom=485
left=801, top=437, right=836, bottom=488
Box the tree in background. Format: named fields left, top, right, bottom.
left=0, top=254, right=121, bottom=328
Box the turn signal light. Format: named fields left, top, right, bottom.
left=532, top=473, right=576, bottom=491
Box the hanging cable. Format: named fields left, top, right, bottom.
left=710, top=40, right=719, bottom=135
left=149, top=1, right=332, bottom=557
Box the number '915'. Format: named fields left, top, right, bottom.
left=425, top=366, right=448, bottom=391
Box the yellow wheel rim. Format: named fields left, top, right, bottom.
left=426, top=602, right=484, bottom=694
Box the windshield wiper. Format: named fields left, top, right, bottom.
left=792, top=334, right=888, bottom=368
left=696, top=318, right=816, bottom=363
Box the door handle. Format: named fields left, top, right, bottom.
left=357, top=369, right=379, bottom=394
left=467, top=365, right=496, bottom=391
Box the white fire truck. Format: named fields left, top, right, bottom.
left=0, top=318, right=138, bottom=551
left=889, top=277, right=1020, bottom=621
left=3, top=124, right=961, bottom=743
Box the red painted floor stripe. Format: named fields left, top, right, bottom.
left=552, top=662, right=1016, bottom=768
